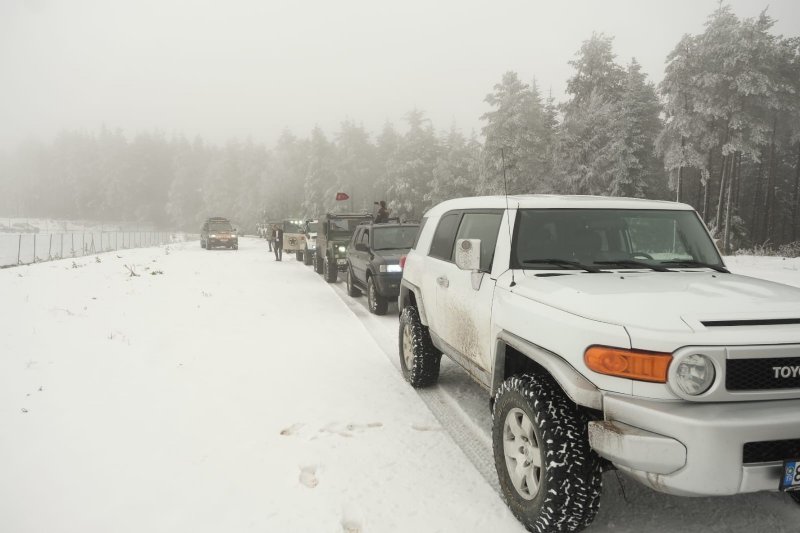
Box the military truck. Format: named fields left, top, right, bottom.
left=282, top=219, right=307, bottom=260
left=314, top=212, right=373, bottom=282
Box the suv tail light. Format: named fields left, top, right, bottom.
left=399, top=255, right=407, bottom=270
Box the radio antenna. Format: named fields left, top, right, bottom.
left=501, top=148, right=516, bottom=287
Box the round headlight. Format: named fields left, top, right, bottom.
left=338, top=245, right=346, bottom=253
left=675, top=354, right=715, bottom=396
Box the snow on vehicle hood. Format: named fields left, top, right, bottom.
left=513, top=270, right=800, bottom=333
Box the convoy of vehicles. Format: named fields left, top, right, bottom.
left=212, top=194, right=800, bottom=532
left=314, top=212, right=373, bottom=282
left=200, top=217, right=238, bottom=250
left=345, top=220, right=419, bottom=315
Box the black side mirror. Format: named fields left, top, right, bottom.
left=355, top=243, right=369, bottom=252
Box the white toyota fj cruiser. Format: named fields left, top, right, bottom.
left=398, top=195, right=800, bottom=532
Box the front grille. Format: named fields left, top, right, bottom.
left=703, top=318, right=800, bottom=327
left=743, top=439, right=800, bottom=464
left=726, top=357, right=800, bottom=391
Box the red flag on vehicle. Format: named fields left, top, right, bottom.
left=335, top=192, right=350, bottom=201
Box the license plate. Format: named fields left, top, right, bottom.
left=780, top=459, right=800, bottom=491
left=337, top=259, right=347, bottom=265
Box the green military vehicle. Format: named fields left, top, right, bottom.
left=314, top=212, right=373, bottom=282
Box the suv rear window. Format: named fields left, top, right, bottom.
left=429, top=213, right=461, bottom=261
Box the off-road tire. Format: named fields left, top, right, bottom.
left=367, top=276, right=388, bottom=315
left=201, top=239, right=206, bottom=249
left=303, top=250, right=313, bottom=265
left=232, top=244, right=238, bottom=250
left=324, top=256, right=338, bottom=283
left=314, top=253, right=324, bottom=274
left=398, top=306, right=441, bottom=387
left=790, top=491, right=800, bottom=506
left=296, top=251, right=304, bottom=262
left=347, top=267, right=362, bottom=297
left=492, top=374, right=602, bottom=533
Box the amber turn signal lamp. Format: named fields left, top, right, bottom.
left=584, top=346, right=672, bottom=383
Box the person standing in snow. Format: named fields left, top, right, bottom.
left=273, top=225, right=283, bottom=261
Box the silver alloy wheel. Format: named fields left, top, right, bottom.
left=402, top=322, right=414, bottom=370
left=503, top=407, right=542, bottom=500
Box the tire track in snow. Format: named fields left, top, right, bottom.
left=323, top=274, right=502, bottom=493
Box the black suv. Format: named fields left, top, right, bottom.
left=201, top=217, right=238, bottom=250
left=345, top=221, right=419, bottom=314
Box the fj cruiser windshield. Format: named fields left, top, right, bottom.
left=511, top=209, right=723, bottom=270
left=373, top=226, right=419, bottom=250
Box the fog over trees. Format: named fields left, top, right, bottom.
left=1, top=5, right=798, bottom=252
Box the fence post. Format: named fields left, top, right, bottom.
left=82, top=233, right=85, bottom=256
left=17, top=234, right=22, bottom=265
left=60, top=234, right=64, bottom=258
left=71, top=234, right=75, bottom=257
left=48, top=234, right=53, bottom=260
left=33, top=233, right=37, bottom=263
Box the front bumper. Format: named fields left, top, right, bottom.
left=208, top=237, right=237, bottom=247
left=373, top=273, right=402, bottom=298
left=589, top=393, right=800, bottom=496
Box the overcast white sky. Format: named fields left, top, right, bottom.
left=1, top=0, right=798, bottom=149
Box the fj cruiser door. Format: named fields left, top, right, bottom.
left=433, top=210, right=504, bottom=375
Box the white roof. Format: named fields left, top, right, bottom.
left=423, top=194, right=693, bottom=218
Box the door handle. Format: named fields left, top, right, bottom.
left=437, top=275, right=449, bottom=288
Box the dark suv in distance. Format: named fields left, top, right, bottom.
left=201, top=217, right=238, bottom=250
left=345, top=220, right=419, bottom=314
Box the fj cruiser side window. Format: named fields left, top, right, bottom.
left=360, top=230, right=370, bottom=246
left=454, top=212, right=503, bottom=272
left=411, top=217, right=428, bottom=250
left=428, top=213, right=461, bottom=261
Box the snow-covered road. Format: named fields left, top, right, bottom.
left=0, top=238, right=523, bottom=533
left=1, top=238, right=798, bottom=532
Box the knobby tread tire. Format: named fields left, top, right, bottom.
left=492, top=374, right=602, bottom=533
left=324, top=257, right=338, bottom=283
left=398, top=306, right=441, bottom=388
left=303, top=250, right=313, bottom=265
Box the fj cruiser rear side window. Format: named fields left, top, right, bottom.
left=429, top=213, right=461, bottom=261
left=454, top=211, right=503, bottom=272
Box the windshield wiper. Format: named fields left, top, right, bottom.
left=659, top=260, right=730, bottom=273
left=522, top=258, right=607, bottom=273
left=594, top=260, right=673, bottom=272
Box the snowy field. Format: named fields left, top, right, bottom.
left=1, top=239, right=798, bottom=532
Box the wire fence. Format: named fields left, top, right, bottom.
left=0, top=231, right=191, bottom=268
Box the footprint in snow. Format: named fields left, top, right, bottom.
left=280, top=423, right=304, bottom=436
left=320, top=422, right=383, bottom=438
left=299, top=465, right=318, bottom=488
left=411, top=423, right=442, bottom=432
left=341, top=519, right=361, bottom=533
